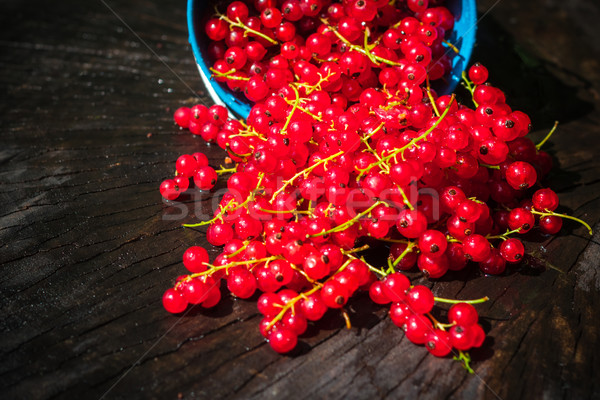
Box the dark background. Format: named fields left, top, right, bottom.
left=1, top=0, right=599, bottom=399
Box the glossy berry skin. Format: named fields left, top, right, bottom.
left=479, top=248, right=507, bottom=275
left=532, top=188, right=559, bottom=211
left=162, top=288, right=188, bottom=313
left=417, top=254, right=449, bottom=279
left=499, top=238, right=525, bottom=263
left=268, top=328, right=297, bottom=353
left=390, top=302, right=412, bottom=328
left=194, top=166, right=218, bottom=190
left=396, top=209, right=428, bottom=238
left=369, top=281, right=391, bottom=304
left=405, top=314, right=434, bottom=345
left=539, top=215, right=563, bottom=234
left=508, top=208, right=535, bottom=233
left=468, top=63, right=489, bottom=85
left=174, top=107, right=191, bottom=128
left=301, top=292, right=328, bottom=321
left=227, top=269, right=257, bottom=299
left=321, top=280, right=349, bottom=309
left=506, top=161, right=537, bottom=190
left=160, top=179, right=180, bottom=201
left=418, top=229, right=448, bottom=255
left=425, top=329, right=453, bottom=357
left=406, top=285, right=435, bottom=314
left=183, top=246, right=209, bottom=273
left=462, top=234, right=492, bottom=262
left=382, top=273, right=410, bottom=302
left=449, top=325, right=474, bottom=350
left=257, top=292, right=282, bottom=317
left=448, top=303, right=478, bottom=326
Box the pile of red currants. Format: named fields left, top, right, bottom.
left=159, top=0, right=592, bottom=372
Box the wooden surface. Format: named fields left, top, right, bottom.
left=1, top=1, right=600, bottom=399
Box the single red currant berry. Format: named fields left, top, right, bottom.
left=160, top=178, right=180, bottom=201
left=227, top=1, right=249, bottom=23
left=539, top=215, right=563, bottom=234
left=162, top=288, right=188, bottom=313
left=508, top=207, right=535, bottom=233
left=194, top=166, right=218, bottom=190
left=281, top=310, right=308, bottom=336
left=303, top=253, right=330, bottom=280
left=321, top=280, right=349, bottom=309
left=257, top=292, right=282, bottom=317
left=470, top=324, right=486, bottom=347
left=449, top=324, right=474, bottom=350
left=174, top=107, right=191, bottom=128
left=506, top=161, right=537, bottom=190
left=417, top=253, right=450, bottom=279
left=183, top=246, right=209, bottom=273
left=479, top=248, right=507, bottom=275
left=448, top=303, right=478, bottom=326
left=404, top=314, right=434, bottom=345
left=382, top=272, right=410, bottom=302
left=532, top=188, right=559, bottom=212
left=468, top=62, right=489, bottom=85
left=301, top=292, right=328, bottom=321
left=396, top=209, right=428, bottom=238
left=390, top=302, right=413, bottom=328
left=406, top=285, right=434, bottom=314
left=369, top=281, right=391, bottom=304
left=268, top=328, right=297, bottom=353
left=227, top=269, right=257, bottom=299
left=201, top=285, right=221, bottom=308
left=180, top=278, right=208, bottom=304
left=176, top=154, right=199, bottom=178
left=462, top=234, right=492, bottom=262
left=499, top=238, right=525, bottom=263
left=205, top=18, right=228, bottom=41
left=261, top=7, right=283, bottom=28
left=418, top=229, right=448, bottom=255
left=425, top=329, right=453, bottom=357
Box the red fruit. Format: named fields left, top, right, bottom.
left=390, top=302, right=412, bottom=328
left=321, top=280, right=349, bottom=309
left=499, top=238, right=525, bottom=263
left=448, top=303, right=478, bottom=326
left=405, top=314, right=434, bottom=345
left=468, top=63, right=489, bottom=85
left=417, top=253, right=449, bottom=279
left=268, top=328, right=297, bottom=353
left=183, top=246, right=209, bottom=273
left=396, top=209, right=428, bottom=238
left=449, top=325, right=474, bottom=350
left=227, top=269, right=257, bottom=299
left=506, top=161, right=537, bottom=190
left=425, top=329, right=453, bottom=357
left=418, top=229, right=448, bottom=255
left=532, top=188, right=559, bottom=212
left=162, top=288, right=188, bottom=313
left=160, top=179, right=180, bottom=201
left=369, top=281, right=391, bottom=304
left=194, top=166, right=218, bottom=190
left=382, top=273, right=410, bottom=302
left=406, top=285, right=435, bottom=314
left=462, top=234, right=492, bottom=262
left=301, top=292, right=328, bottom=321
left=174, top=107, right=191, bottom=128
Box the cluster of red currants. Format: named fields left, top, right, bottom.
left=159, top=0, right=593, bottom=371
left=204, top=0, right=456, bottom=103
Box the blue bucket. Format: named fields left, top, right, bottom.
left=187, top=0, right=477, bottom=119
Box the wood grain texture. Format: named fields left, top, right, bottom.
left=1, top=1, right=599, bottom=399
